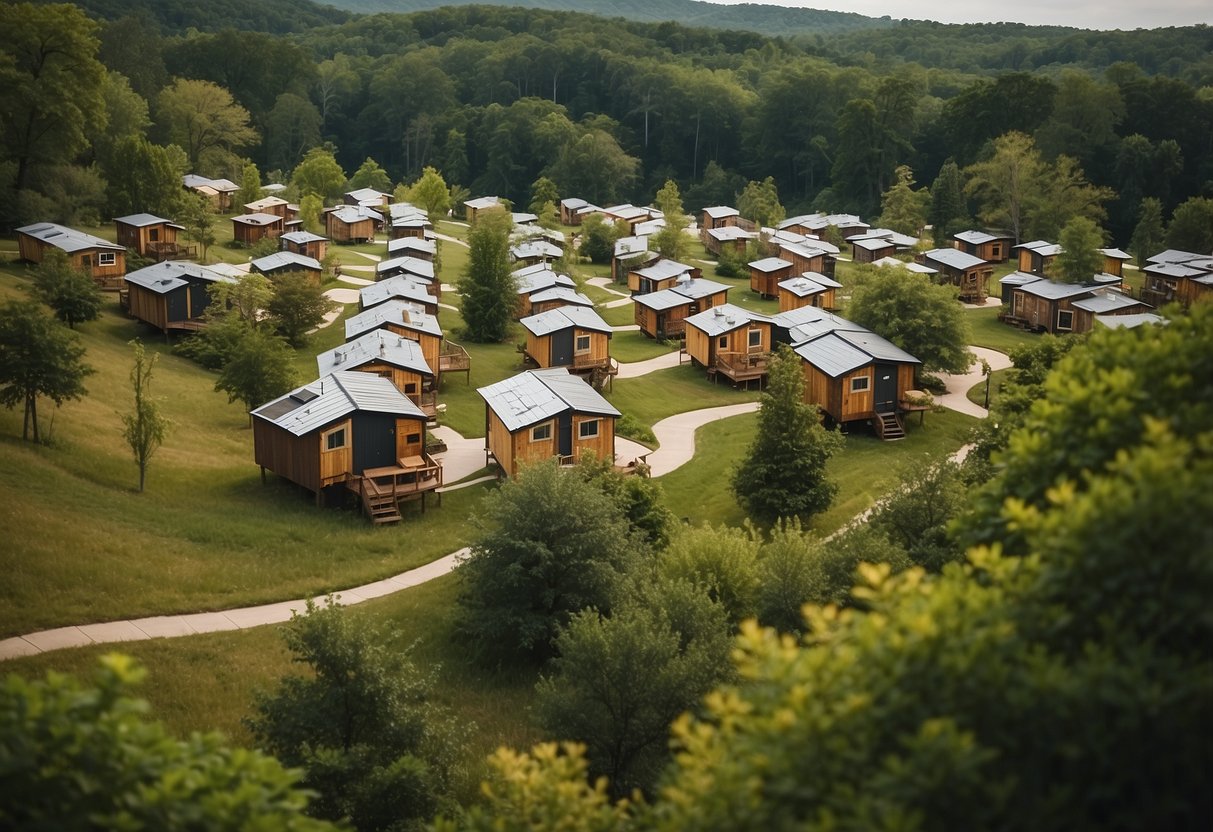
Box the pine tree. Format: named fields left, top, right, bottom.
left=877, top=165, right=928, bottom=235
left=652, top=179, right=689, bottom=260
left=1129, top=197, right=1164, bottom=266
left=459, top=207, right=515, bottom=342
left=929, top=158, right=968, bottom=246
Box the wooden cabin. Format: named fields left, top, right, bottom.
left=633, top=277, right=730, bottom=340
left=326, top=206, right=378, bottom=244
left=628, top=258, right=698, bottom=295
left=243, top=197, right=289, bottom=219
left=684, top=303, right=775, bottom=387
left=1140, top=253, right=1213, bottom=308
left=251, top=251, right=323, bottom=282
left=527, top=286, right=594, bottom=316
left=701, top=206, right=739, bottom=235
left=376, top=255, right=435, bottom=283
left=776, top=241, right=837, bottom=281
left=779, top=213, right=870, bottom=239
left=612, top=236, right=653, bottom=284
left=16, top=223, right=127, bottom=289
left=600, top=204, right=654, bottom=235
left=390, top=214, right=432, bottom=239
left=280, top=230, right=329, bottom=261
left=1098, top=248, right=1132, bottom=278
left=231, top=213, right=284, bottom=246
left=464, top=196, right=502, bottom=223
left=252, top=371, right=442, bottom=522
left=478, top=368, right=621, bottom=478
left=560, top=197, right=593, bottom=225
left=793, top=325, right=920, bottom=440
left=387, top=236, right=436, bottom=261
left=952, top=230, right=1013, bottom=263
left=359, top=276, right=439, bottom=315
left=520, top=306, right=614, bottom=376
left=749, top=256, right=795, bottom=298
left=1001, top=275, right=1151, bottom=334
left=113, top=213, right=192, bottom=261
left=515, top=265, right=577, bottom=317
left=122, top=261, right=234, bottom=333
left=344, top=188, right=391, bottom=210
left=1015, top=240, right=1061, bottom=275
left=920, top=248, right=992, bottom=303
left=850, top=235, right=897, bottom=263
left=345, top=299, right=443, bottom=371
left=704, top=225, right=756, bottom=257
left=183, top=174, right=239, bottom=211
left=511, top=240, right=563, bottom=266
left=317, top=330, right=437, bottom=418
left=778, top=272, right=841, bottom=312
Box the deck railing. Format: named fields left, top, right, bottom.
left=715, top=350, right=770, bottom=380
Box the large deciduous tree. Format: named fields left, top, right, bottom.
left=652, top=179, right=690, bottom=260
left=156, top=78, right=257, bottom=171
left=264, top=93, right=322, bottom=173
left=846, top=268, right=971, bottom=374
left=1050, top=217, right=1106, bottom=283
left=291, top=146, right=346, bottom=203
left=737, top=176, right=785, bottom=229
left=407, top=166, right=452, bottom=223
left=929, top=158, right=969, bottom=246
left=267, top=272, right=337, bottom=347
left=963, top=131, right=1045, bottom=244
left=214, top=327, right=296, bottom=423
left=459, top=206, right=515, bottom=342
left=1128, top=197, right=1165, bottom=266
left=731, top=344, right=841, bottom=525
left=348, top=157, right=392, bottom=194
left=0, top=300, right=93, bottom=442
left=1165, top=196, right=1213, bottom=254
left=33, top=250, right=102, bottom=329
left=105, top=136, right=186, bottom=219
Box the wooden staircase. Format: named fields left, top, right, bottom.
left=359, top=478, right=403, bottom=524
left=875, top=411, right=906, bottom=441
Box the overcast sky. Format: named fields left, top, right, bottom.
left=704, top=0, right=1212, bottom=29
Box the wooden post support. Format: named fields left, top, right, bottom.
left=260, top=465, right=266, bottom=484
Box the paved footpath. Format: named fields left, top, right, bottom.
left=934, top=346, right=1012, bottom=419
left=646, top=402, right=762, bottom=476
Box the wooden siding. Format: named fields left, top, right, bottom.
left=778, top=288, right=835, bottom=312
left=23, top=231, right=132, bottom=288
left=684, top=324, right=711, bottom=366
left=328, top=217, right=375, bottom=243
left=394, top=417, right=426, bottom=460
left=486, top=409, right=516, bottom=478
left=284, top=238, right=327, bottom=260
left=382, top=326, right=441, bottom=381
left=127, top=286, right=168, bottom=331
left=802, top=361, right=916, bottom=424
left=233, top=220, right=282, bottom=246
left=491, top=411, right=616, bottom=478
left=751, top=271, right=781, bottom=297
left=839, top=367, right=875, bottom=420
left=116, top=221, right=179, bottom=256
left=254, top=418, right=335, bottom=494
left=350, top=361, right=433, bottom=398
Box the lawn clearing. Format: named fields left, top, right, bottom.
left=610, top=331, right=679, bottom=363
left=965, top=305, right=1039, bottom=354
left=606, top=363, right=761, bottom=428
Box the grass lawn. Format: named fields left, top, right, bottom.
left=598, top=301, right=635, bottom=327
left=433, top=308, right=529, bottom=439
left=606, top=363, right=761, bottom=428
left=967, top=367, right=1012, bottom=408
left=965, top=305, right=1040, bottom=354
left=610, top=331, right=678, bottom=363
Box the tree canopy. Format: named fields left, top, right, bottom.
left=0, top=299, right=94, bottom=442
left=846, top=268, right=971, bottom=374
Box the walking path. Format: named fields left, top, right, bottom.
left=338, top=274, right=373, bottom=286
left=433, top=232, right=469, bottom=248
left=934, top=346, right=1012, bottom=419
left=615, top=349, right=683, bottom=379
left=308, top=287, right=360, bottom=332
left=646, top=402, right=762, bottom=476
left=585, top=277, right=630, bottom=298
left=611, top=324, right=640, bottom=332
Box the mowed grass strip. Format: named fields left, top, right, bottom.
left=606, top=363, right=761, bottom=428
left=965, top=305, right=1040, bottom=354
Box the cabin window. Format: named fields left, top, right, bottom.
left=575, top=334, right=592, bottom=354
left=717, top=335, right=728, bottom=349
left=531, top=422, right=552, bottom=442
left=1056, top=309, right=1074, bottom=331
left=149, top=229, right=159, bottom=242
left=404, top=382, right=418, bottom=394
left=850, top=375, right=871, bottom=393
left=322, top=426, right=347, bottom=452
left=747, top=328, right=762, bottom=349
left=406, top=432, right=421, bottom=445
left=98, top=252, right=116, bottom=266
left=578, top=419, right=599, bottom=439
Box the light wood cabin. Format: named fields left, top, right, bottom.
left=525, top=287, right=594, bottom=317
left=464, top=196, right=502, bottom=223
left=850, top=236, right=896, bottom=264
left=281, top=231, right=328, bottom=261
left=700, top=206, right=740, bottom=238
left=231, top=213, right=284, bottom=246
left=1099, top=248, right=1132, bottom=278
left=318, top=330, right=437, bottom=418
left=326, top=207, right=377, bottom=244
left=183, top=175, right=238, bottom=211
left=345, top=188, right=391, bottom=210
left=16, top=223, right=127, bottom=289
left=633, top=279, right=730, bottom=340
left=684, top=303, right=774, bottom=387
left=252, top=372, right=441, bottom=521
left=801, top=357, right=917, bottom=426
left=749, top=256, right=795, bottom=298
left=122, top=261, right=232, bottom=333
left=952, top=230, right=1013, bottom=263
left=114, top=214, right=193, bottom=260
left=521, top=307, right=614, bottom=374
left=243, top=197, right=289, bottom=219
left=478, top=368, right=620, bottom=478
left=778, top=273, right=839, bottom=312
left=1015, top=240, right=1060, bottom=276
left=344, top=300, right=445, bottom=381
left=920, top=248, right=992, bottom=303
left=627, top=259, right=699, bottom=295
left=560, top=198, right=590, bottom=225
left=777, top=242, right=837, bottom=281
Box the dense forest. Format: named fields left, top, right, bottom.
left=8, top=0, right=1213, bottom=245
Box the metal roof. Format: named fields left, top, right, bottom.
left=1143, top=262, right=1207, bottom=279
left=360, top=276, right=433, bottom=309
left=749, top=256, right=794, bottom=273
left=953, top=229, right=999, bottom=245
left=851, top=236, right=899, bottom=253
left=345, top=188, right=389, bottom=202
left=376, top=256, right=435, bottom=280
left=520, top=305, right=611, bottom=337
left=672, top=277, right=730, bottom=300
left=387, top=236, right=436, bottom=256
left=778, top=241, right=831, bottom=262
left=633, top=288, right=690, bottom=312
left=851, top=228, right=918, bottom=248
left=922, top=247, right=986, bottom=270
left=344, top=299, right=442, bottom=341
left=1099, top=247, right=1132, bottom=261
left=465, top=196, right=501, bottom=210
left=231, top=213, right=283, bottom=226
left=317, top=330, right=433, bottom=378
left=635, top=259, right=694, bottom=281
left=561, top=197, right=589, bottom=210
left=527, top=286, right=593, bottom=307
left=778, top=276, right=828, bottom=297
left=1072, top=291, right=1141, bottom=314
left=262, top=183, right=287, bottom=193
left=1146, top=249, right=1206, bottom=265
left=835, top=329, right=920, bottom=365
left=871, top=256, right=937, bottom=274
left=280, top=230, right=328, bottom=245
left=113, top=213, right=181, bottom=228
left=685, top=303, right=773, bottom=337
left=252, top=371, right=423, bottom=435
left=1017, top=279, right=1097, bottom=301
left=707, top=226, right=756, bottom=242
left=251, top=252, right=322, bottom=273
left=478, top=368, right=619, bottom=433
left=1095, top=312, right=1166, bottom=329
left=1015, top=240, right=1062, bottom=256
left=515, top=267, right=576, bottom=295
left=124, top=261, right=234, bottom=293
left=703, top=206, right=740, bottom=219
left=244, top=197, right=288, bottom=211
left=999, top=271, right=1041, bottom=286
left=512, top=240, right=562, bottom=260
left=329, top=205, right=381, bottom=225
left=16, top=223, right=125, bottom=253
left=794, top=334, right=873, bottom=377
left=614, top=235, right=649, bottom=257
left=634, top=218, right=666, bottom=237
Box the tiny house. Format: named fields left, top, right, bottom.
left=560, top=197, right=593, bottom=225
left=122, top=261, right=234, bottom=332
left=701, top=206, right=740, bottom=237
left=252, top=371, right=441, bottom=522
left=243, top=197, right=289, bottom=219
left=231, top=213, right=284, bottom=246
left=952, top=230, right=1013, bottom=263
left=1002, top=276, right=1151, bottom=334
left=511, top=240, right=563, bottom=266
left=359, top=276, right=439, bottom=315
left=317, top=330, right=437, bottom=417
left=777, top=272, right=841, bottom=312
left=183, top=174, right=239, bottom=211
left=526, top=286, right=594, bottom=316
left=387, top=236, right=436, bottom=261
left=1141, top=254, right=1213, bottom=308
left=280, top=230, right=329, bottom=261
left=920, top=248, right=993, bottom=302
left=464, top=196, right=502, bottom=223
left=612, top=236, right=653, bottom=284
left=633, top=277, right=730, bottom=340
left=326, top=206, right=379, bottom=243
left=628, top=258, right=697, bottom=295
left=1099, top=248, right=1132, bottom=278
left=515, top=265, right=577, bottom=317
left=345, top=299, right=444, bottom=376
left=704, top=225, right=756, bottom=256
left=776, top=242, right=836, bottom=280
left=344, top=188, right=391, bottom=210
left=478, top=368, right=620, bottom=478
left=114, top=213, right=191, bottom=260
left=749, top=256, right=795, bottom=298
left=251, top=251, right=323, bottom=282
left=16, top=223, right=127, bottom=289
left=520, top=306, right=614, bottom=374
left=375, top=255, right=435, bottom=283
left=1015, top=240, right=1061, bottom=275
left=684, top=303, right=775, bottom=387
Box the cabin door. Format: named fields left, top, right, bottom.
left=166, top=289, right=189, bottom=323
left=551, top=330, right=574, bottom=366
left=557, top=413, right=573, bottom=458
left=874, top=364, right=898, bottom=414
left=353, top=412, right=397, bottom=472
left=188, top=283, right=210, bottom=318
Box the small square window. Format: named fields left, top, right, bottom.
left=850, top=375, right=870, bottom=393
left=1057, top=310, right=1074, bottom=331
left=406, top=432, right=421, bottom=444
left=579, top=419, right=599, bottom=439
left=575, top=334, right=591, bottom=354
left=98, top=252, right=116, bottom=266
left=748, top=328, right=762, bottom=348
left=531, top=423, right=552, bottom=442
left=323, top=427, right=347, bottom=451
left=717, top=335, right=728, bottom=349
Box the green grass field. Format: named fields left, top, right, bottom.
left=965, top=305, right=1040, bottom=354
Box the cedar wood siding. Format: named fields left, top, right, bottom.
left=852, top=242, right=894, bottom=264
left=526, top=329, right=610, bottom=369
left=328, top=216, right=375, bottom=243
left=634, top=303, right=656, bottom=337
left=284, top=238, right=327, bottom=260
left=802, top=363, right=916, bottom=423
left=687, top=320, right=772, bottom=367
left=116, top=221, right=178, bottom=256
left=18, top=234, right=126, bottom=287
left=254, top=418, right=337, bottom=494
left=233, top=220, right=283, bottom=246
left=489, top=410, right=616, bottom=478
left=126, top=286, right=169, bottom=332
left=1010, top=292, right=1076, bottom=334
left=395, top=417, right=426, bottom=461
left=350, top=360, right=432, bottom=398
left=777, top=287, right=836, bottom=312
left=955, top=239, right=1009, bottom=262
left=1071, top=300, right=1151, bottom=334
left=779, top=249, right=829, bottom=276
left=381, top=324, right=441, bottom=382
left=1017, top=250, right=1055, bottom=276
left=751, top=264, right=792, bottom=297
left=635, top=291, right=728, bottom=339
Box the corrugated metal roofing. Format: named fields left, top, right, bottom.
left=527, top=287, right=593, bottom=307
left=871, top=256, right=938, bottom=274
left=703, top=206, right=740, bottom=219
left=252, top=252, right=322, bottom=273
left=520, top=306, right=611, bottom=337
left=478, top=368, right=619, bottom=433
left=1018, top=279, right=1096, bottom=300
left=1072, top=292, right=1140, bottom=314
left=329, top=205, right=381, bottom=224
left=672, top=277, right=730, bottom=300
left=633, top=288, right=689, bottom=312
left=16, top=223, right=125, bottom=253
left=280, top=230, right=328, bottom=245
left=922, top=248, right=986, bottom=270
left=836, top=329, right=921, bottom=365
left=794, top=334, right=872, bottom=377
left=636, top=259, right=694, bottom=281
left=252, top=371, right=423, bottom=435
left=748, top=256, right=794, bottom=273
left=317, top=330, right=432, bottom=377
left=113, top=213, right=180, bottom=228
left=515, top=268, right=576, bottom=295
left=124, top=261, right=233, bottom=292
left=1095, top=312, right=1166, bottom=329
left=778, top=276, right=828, bottom=297
left=685, top=303, right=772, bottom=337
left=344, top=299, right=442, bottom=341
left=465, top=196, right=501, bottom=210
left=376, top=256, right=435, bottom=280
left=999, top=271, right=1041, bottom=286
left=231, top=213, right=282, bottom=226
left=360, top=276, right=433, bottom=309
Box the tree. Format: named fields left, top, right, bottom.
left=529, top=176, right=560, bottom=215
left=579, top=213, right=620, bottom=265
left=299, top=193, right=324, bottom=234
left=456, top=460, right=642, bottom=664
left=0, top=300, right=93, bottom=442
left=536, top=200, right=559, bottom=230
left=247, top=599, right=458, bottom=830
left=1050, top=217, right=1105, bottom=283
left=846, top=268, right=972, bottom=374
left=0, top=3, right=107, bottom=194
left=156, top=78, right=257, bottom=170
left=33, top=250, right=102, bottom=329
left=459, top=206, right=515, bottom=342
left=1165, top=197, right=1213, bottom=254
left=1026, top=154, right=1114, bottom=242
left=535, top=579, right=731, bottom=797
left=236, top=159, right=262, bottom=209
left=264, top=93, right=322, bottom=173
left=104, top=136, right=186, bottom=219
left=964, top=131, right=1045, bottom=244
left=212, top=272, right=274, bottom=326
left=876, top=164, right=929, bottom=235
left=121, top=340, right=169, bottom=492
left=1129, top=197, right=1165, bottom=266
left=214, top=327, right=296, bottom=422
left=546, top=127, right=639, bottom=206
left=177, top=192, right=216, bottom=262
left=658, top=525, right=760, bottom=624
left=652, top=179, right=690, bottom=261
left=929, top=159, right=969, bottom=246
left=268, top=272, right=337, bottom=347
left=408, top=166, right=452, bottom=223
left=291, top=146, right=346, bottom=202
left=736, top=176, right=785, bottom=228
left=731, top=345, right=842, bottom=525
left=867, top=460, right=966, bottom=573
left=348, top=157, right=392, bottom=194
left=1, top=655, right=334, bottom=831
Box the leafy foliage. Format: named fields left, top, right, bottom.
left=459, top=206, right=515, bottom=342
left=0, top=299, right=94, bottom=442
left=736, top=177, right=784, bottom=228
left=408, top=165, right=452, bottom=222
left=845, top=268, right=971, bottom=374
left=658, top=525, right=760, bottom=625
left=156, top=78, right=258, bottom=171
left=214, top=326, right=297, bottom=419
left=1049, top=217, right=1106, bottom=283
left=121, top=340, right=170, bottom=493
left=291, top=146, right=346, bottom=201
left=876, top=164, right=928, bottom=235
left=32, top=249, right=102, bottom=329
left=651, top=179, right=689, bottom=261
left=1165, top=196, right=1213, bottom=253
left=267, top=272, right=337, bottom=347
left=349, top=156, right=392, bottom=193
left=579, top=213, right=620, bottom=265
left=929, top=158, right=969, bottom=246
left=1128, top=197, right=1164, bottom=266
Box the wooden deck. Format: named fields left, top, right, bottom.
left=710, top=351, right=769, bottom=388
left=438, top=341, right=471, bottom=383
left=350, top=454, right=443, bottom=524
left=148, top=241, right=198, bottom=262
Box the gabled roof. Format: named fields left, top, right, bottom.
left=1071, top=291, right=1143, bottom=314
left=1095, top=312, right=1167, bottom=329
left=614, top=235, right=649, bottom=257
left=527, top=286, right=593, bottom=307
left=124, top=261, right=234, bottom=293
left=520, top=305, right=612, bottom=337
left=360, top=276, right=433, bottom=310
left=685, top=303, right=773, bottom=337
left=671, top=277, right=730, bottom=300
left=603, top=204, right=649, bottom=222
left=376, top=256, right=435, bottom=281
left=329, top=205, right=381, bottom=225
left=794, top=325, right=919, bottom=378
left=749, top=256, right=795, bottom=273
left=252, top=371, right=423, bottom=435
left=280, top=230, right=328, bottom=245
left=113, top=213, right=183, bottom=229
left=777, top=241, right=831, bottom=262
left=1017, top=279, right=1098, bottom=301
left=634, top=259, right=694, bottom=281
left=1015, top=239, right=1062, bottom=257
left=633, top=287, right=693, bottom=312
left=388, top=202, right=428, bottom=221
left=851, top=236, right=901, bottom=253
left=262, top=183, right=287, bottom=194
left=244, top=197, right=288, bottom=212
left=465, top=196, right=501, bottom=210
left=16, top=223, right=124, bottom=253
left=1143, top=261, right=1208, bottom=279
left=317, top=330, right=433, bottom=378
left=1099, top=247, right=1132, bottom=261
left=344, top=299, right=442, bottom=341
left=1146, top=249, right=1207, bottom=265
left=251, top=251, right=321, bottom=273
left=871, top=256, right=937, bottom=274
left=183, top=174, right=238, bottom=192
left=778, top=275, right=829, bottom=298
left=703, top=206, right=740, bottom=219
left=850, top=228, right=918, bottom=248
left=478, top=368, right=619, bottom=433
left=515, top=266, right=576, bottom=295
left=707, top=226, right=756, bottom=243
left=231, top=212, right=283, bottom=227
left=345, top=188, right=390, bottom=203
left=512, top=240, right=562, bottom=260
left=922, top=247, right=986, bottom=271
left=387, top=236, right=437, bottom=256
left=561, top=197, right=589, bottom=210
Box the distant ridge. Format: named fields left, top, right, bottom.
left=319, top=0, right=895, bottom=36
